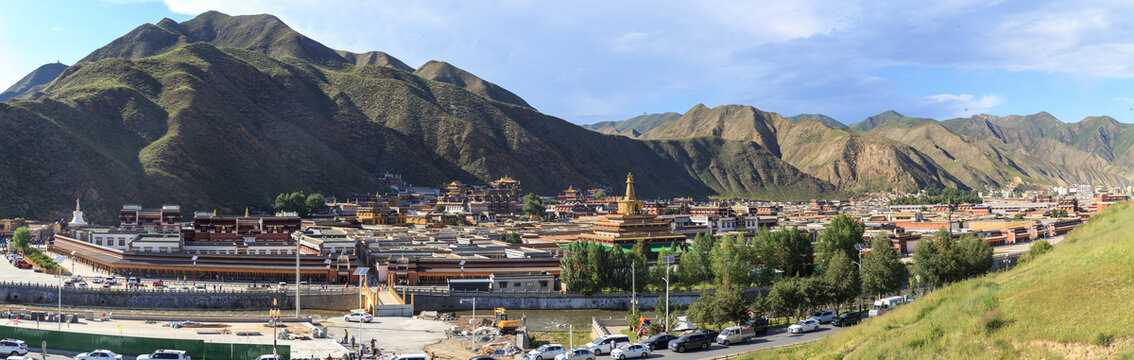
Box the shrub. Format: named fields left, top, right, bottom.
left=1019, top=240, right=1054, bottom=263
left=979, top=309, right=1005, bottom=334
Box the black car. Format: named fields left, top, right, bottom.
left=745, top=318, right=770, bottom=335
left=701, top=329, right=719, bottom=340
left=668, top=332, right=712, bottom=353
left=642, top=333, right=677, bottom=350
left=832, top=311, right=862, bottom=327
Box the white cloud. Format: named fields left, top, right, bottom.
left=922, top=94, right=1006, bottom=118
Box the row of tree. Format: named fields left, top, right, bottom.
left=12, top=227, right=59, bottom=272
left=273, top=191, right=325, bottom=217
left=912, top=229, right=994, bottom=288
left=890, top=187, right=982, bottom=205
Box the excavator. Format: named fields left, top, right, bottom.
left=494, top=308, right=519, bottom=334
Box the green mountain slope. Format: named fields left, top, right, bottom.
left=750, top=202, right=1134, bottom=359
left=785, top=113, right=846, bottom=128
left=0, top=12, right=835, bottom=222
left=0, top=62, right=69, bottom=101
left=642, top=104, right=967, bottom=192
left=335, top=50, right=414, bottom=72
left=850, top=110, right=935, bottom=131
left=583, top=112, right=683, bottom=136
left=413, top=60, right=533, bottom=108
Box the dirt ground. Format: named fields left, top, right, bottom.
left=423, top=315, right=520, bottom=360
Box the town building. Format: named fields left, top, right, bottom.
left=576, top=173, right=687, bottom=253
left=119, top=205, right=181, bottom=232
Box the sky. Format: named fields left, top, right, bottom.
left=4, top=0, right=1134, bottom=125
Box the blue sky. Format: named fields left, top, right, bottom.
left=4, top=0, right=1134, bottom=125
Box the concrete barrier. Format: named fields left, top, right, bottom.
left=0, top=324, right=288, bottom=359
left=400, top=287, right=768, bottom=311
left=0, top=282, right=359, bottom=311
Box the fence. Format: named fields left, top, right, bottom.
left=0, top=325, right=287, bottom=360
left=708, top=336, right=826, bottom=360
left=0, top=280, right=355, bottom=295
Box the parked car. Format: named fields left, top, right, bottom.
left=869, top=296, right=905, bottom=317
left=585, top=334, right=629, bottom=355
left=70, top=274, right=83, bottom=282
left=14, top=261, right=31, bottom=269
left=716, top=325, right=756, bottom=345
left=254, top=355, right=283, bottom=360
left=609, top=343, right=649, bottom=359
left=74, top=349, right=123, bottom=360
left=641, top=333, right=676, bottom=350
left=104, top=276, right=117, bottom=285
left=832, top=312, right=862, bottom=327
left=194, top=285, right=206, bottom=292
left=468, top=356, right=501, bottom=360
left=808, top=311, right=837, bottom=324
left=744, top=317, right=770, bottom=335
left=92, top=276, right=104, bottom=284
left=343, top=312, right=373, bottom=323
left=554, top=348, right=594, bottom=360
left=788, top=319, right=820, bottom=334
left=0, top=338, right=28, bottom=356
left=7, top=356, right=35, bottom=360
left=700, top=329, right=719, bottom=340
left=152, top=279, right=164, bottom=287
left=137, top=349, right=191, bottom=360
left=667, top=332, right=712, bottom=353
left=526, top=344, right=566, bottom=360
left=127, top=277, right=140, bottom=285
left=391, top=355, right=428, bottom=360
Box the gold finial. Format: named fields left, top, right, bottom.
left=624, top=172, right=636, bottom=201
left=213, top=209, right=217, bottom=216
left=244, top=208, right=250, bottom=218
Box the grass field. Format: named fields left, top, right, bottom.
left=747, top=202, right=1134, bottom=359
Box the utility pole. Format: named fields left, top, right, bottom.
left=631, top=262, right=636, bottom=308
left=661, top=255, right=674, bottom=333
left=54, top=255, right=68, bottom=331
left=295, top=234, right=301, bottom=318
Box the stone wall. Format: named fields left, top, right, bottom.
left=0, top=282, right=358, bottom=311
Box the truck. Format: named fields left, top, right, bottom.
left=715, top=326, right=756, bottom=345
left=868, top=296, right=905, bottom=317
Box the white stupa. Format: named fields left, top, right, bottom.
left=68, top=198, right=88, bottom=227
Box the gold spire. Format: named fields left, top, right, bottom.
left=624, top=172, right=637, bottom=201
left=244, top=208, right=249, bottom=218
left=213, top=209, right=217, bottom=216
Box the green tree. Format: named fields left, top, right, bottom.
left=766, top=277, right=806, bottom=321
left=592, top=189, right=606, bottom=199
left=305, top=193, right=325, bottom=215
left=1013, top=213, right=1025, bottom=220
left=710, top=234, right=749, bottom=286
left=823, top=251, right=860, bottom=312
left=560, top=242, right=593, bottom=294
left=956, top=234, right=993, bottom=278
left=912, top=234, right=943, bottom=288
left=1019, top=239, right=1054, bottom=263
left=630, top=239, right=650, bottom=293
left=433, top=203, right=445, bottom=213
left=510, top=232, right=522, bottom=244
left=816, top=213, right=865, bottom=270
left=685, top=281, right=749, bottom=331
left=586, top=242, right=612, bottom=292
left=523, top=193, right=546, bottom=218
left=862, top=239, right=907, bottom=299
left=13, top=226, right=30, bottom=250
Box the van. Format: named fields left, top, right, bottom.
left=868, top=296, right=905, bottom=317
left=716, top=326, right=756, bottom=345
left=585, top=334, right=630, bottom=355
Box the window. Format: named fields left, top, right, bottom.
left=499, top=282, right=507, bottom=288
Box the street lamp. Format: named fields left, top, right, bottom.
left=53, top=254, right=68, bottom=330
left=460, top=298, right=477, bottom=324
left=556, top=323, right=574, bottom=349
left=660, top=255, right=675, bottom=333
left=295, top=232, right=301, bottom=318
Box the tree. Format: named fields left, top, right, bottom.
left=510, top=232, right=522, bottom=244
left=861, top=239, right=907, bottom=299
left=560, top=242, right=594, bottom=294
left=305, top=193, right=325, bottom=215
left=592, top=189, right=606, bottom=199
left=433, top=203, right=445, bottom=213
left=522, top=193, right=545, bottom=218
left=686, top=282, right=749, bottom=331
left=1013, top=213, right=1025, bottom=220
left=956, top=234, right=993, bottom=278
left=680, top=232, right=715, bottom=286
left=766, top=277, right=806, bottom=321
left=1019, top=239, right=1054, bottom=263
left=816, top=213, right=865, bottom=271
left=630, top=239, right=650, bottom=293
left=586, top=242, right=612, bottom=292
left=274, top=191, right=312, bottom=216
left=823, top=251, right=860, bottom=312
left=12, top=226, right=30, bottom=250
left=710, top=234, right=749, bottom=286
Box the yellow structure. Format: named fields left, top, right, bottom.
left=578, top=172, right=686, bottom=252
left=617, top=173, right=643, bottom=215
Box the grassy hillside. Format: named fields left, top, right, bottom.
left=583, top=112, right=683, bottom=135
left=749, top=202, right=1134, bottom=359
left=785, top=113, right=845, bottom=128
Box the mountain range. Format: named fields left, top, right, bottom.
left=593, top=106, right=1134, bottom=192
left=0, top=11, right=835, bottom=222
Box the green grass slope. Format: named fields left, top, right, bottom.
left=0, top=62, right=69, bottom=101
left=583, top=112, right=683, bottom=135
left=749, top=202, right=1134, bottom=359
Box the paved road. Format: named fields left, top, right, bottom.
left=641, top=325, right=842, bottom=360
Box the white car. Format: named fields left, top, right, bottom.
left=609, top=343, right=649, bottom=359
left=788, top=319, right=820, bottom=334
left=254, top=355, right=283, bottom=360
left=105, top=277, right=117, bottom=285
left=75, top=349, right=123, bottom=360
left=0, top=338, right=28, bottom=356
left=343, top=312, right=373, bottom=323
left=137, top=349, right=190, bottom=360
left=807, top=311, right=837, bottom=324
left=527, top=344, right=566, bottom=360
left=554, top=348, right=595, bottom=360
left=391, top=355, right=428, bottom=360
left=586, top=334, right=630, bottom=355
left=92, top=276, right=104, bottom=284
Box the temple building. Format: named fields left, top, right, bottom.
left=577, top=173, right=687, bottom=254
left=119, top=205, right=181, bottom=232
left=189, top=210, right=301, bottom=243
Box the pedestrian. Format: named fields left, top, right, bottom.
left=351, top=335, right=356, bottom=348
left=370, top=338, right=376, bottom=350
left=326, top=354, right=332, bottom=360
